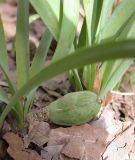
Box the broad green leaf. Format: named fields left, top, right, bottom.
left=15, top=0, right=29, bottom=89
left=0, top=87, right=8, bottom=103
left=1, top=40, right=135, bottom=125
left=29, top=14, right=40, bottom=24
left=98, top=0, right=135, bottom=42
left=30, top=0, right=60, bottom=39
left=53, top=0, right=80, bottom=61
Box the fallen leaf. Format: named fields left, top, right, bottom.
left=28, top=121, right=50, bottom=146
left=91, top=107, right=131, bottom=136
left=3, top=132, right=42, bottom=160
left=101, top=92, right=112, bottom=106
left=102, top=123, right=135, bottom=160
left=93, top=65, right=101, bottom=94
left=43, top=124, right=110, bottom=160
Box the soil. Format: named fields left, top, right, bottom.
left=0, top=1, right=135, bottom=160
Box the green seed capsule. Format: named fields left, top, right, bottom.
left=48, top=91, right=100, bottom=126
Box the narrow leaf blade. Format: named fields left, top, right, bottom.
left=30, top=29, right=52, bottom=77
left=99, top=0, right=135, bottom=42
left=0, top=87, right=8, bottom=103
left=30, top=0, right=60, bottom=39
left=53, top=0, right=80, bottom=61
left=15, top=0, right=29, bottom=89
left=0, top=17, right=9, bottom=75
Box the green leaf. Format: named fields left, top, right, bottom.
left=130, top=71, right=135, bottom=86
left=100, top=12, right=135, bottom=98
left=29, top=14, right=40, bottom=24
left=118, top=13, right=135, bottom=39
left=77, top=18, right=87, bottom=48
left=71, top=69, right=83, bottom=91
left=83, top=64, right=96, bottom=90
left=53, top=0, right=80, bottom=61
left=30, top=0, right=60, bottom=39
left=0, top=87, right=8, bottom=103
left=99, top=59, right=132, bottom=98
left=15, top=0, right=29, bottom=89
left=99, top=0, right=115, bottom=32
left=0, top=17, right=16, bottom=94
left=83, top=0, right=103, bottom=90
left=24, top=29, right=52, bottom=115
left=83, top=0, right=103, bottom=44
left=98, top=0, right=135, bottom=42
left=30, top=29, right=52, bottom=77
left=1, top=40, right=135, bottom=125
left=83, top=0, right=94, bottom=45
left=0, top=66, right=15, bottom=94
left=0, top=17, right=9, bottom=75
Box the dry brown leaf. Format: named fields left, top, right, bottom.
left=93, top=65, right=101, bottom=94
left=102, top=123, right=135, bottom=160
left=101, top=92, right=113, bottom=107
left=3, top=132, right=42, bottom=160
left=28, top=121, right=50, bottom=146
left=91, top=107, right=131, bottom=136
left=42, top=124, right=110, bottom=160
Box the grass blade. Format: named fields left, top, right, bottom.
left=29, top=14, right=40, bottom=24
left=15, top=0, right=29, bottom=89
left=78, top=18, right=87, bottom=48
left=100, top=12, right=135, bottom=98
left=99, top=59, right=133, bottom=98
left=1, top=40, right=135, bottom=125
left=118, top=13, right=135, bottom=39
left=0, top=87, right=8, bottom=103
left=99, top=0, right=115, bottom=32
left=83, top=0, right=103, bottom=90
left=30, top=29, right=52, bottom=77
left=30, top=0, right=60, bottom=39
left=98, top=0, right=135, bottom=42
left=83, top=0, right=103, bottom=44
left=0, top=17, right=16, bottom=94
left=83, top=0, right=94, bottom=45
left=0, top=17, right=9, bottom=75
left=53, top=0, right=80, bottom=61
left=24, top=29, right=52, bottom=115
